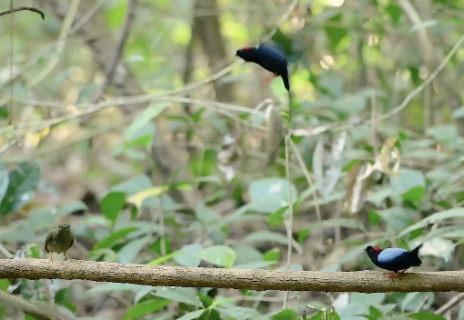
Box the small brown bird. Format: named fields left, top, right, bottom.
left=44, top=223, right=74, bottom=261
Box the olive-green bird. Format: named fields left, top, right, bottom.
left=44, top=223, right=74, bottom=261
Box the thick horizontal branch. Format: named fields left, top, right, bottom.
left=1, top=259, right=464, bottom=292
left=0, top=6, right=45, bottom=20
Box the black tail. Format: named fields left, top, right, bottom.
left=409, top=244, right=423, bottom=266
left=281, top=69, right=290, bottom=91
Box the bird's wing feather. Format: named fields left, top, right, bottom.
left=377, top=248, right=407, bottom=263
left=44, top=232, right=53, bottom=252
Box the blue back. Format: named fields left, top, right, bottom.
left=377, top=248, right=407, bottom=264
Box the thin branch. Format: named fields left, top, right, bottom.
left=91, top=0, right=137, bottom=102
left=0, top=6, right=45, bottom=19
left=7, top=0, right=14, bottom=125
left=2, top=259, right=464, bottom=292
left=435, top=292, right=464, bottom=315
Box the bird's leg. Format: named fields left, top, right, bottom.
left=63, top=251, right=68, bottom=261
left=399, top=268, right=409, bottom=274
left=386, top=272, right=398, bottom=279
left=260, top=73, right=279, bottom=86
left=48, top=252, right=53, bottom=261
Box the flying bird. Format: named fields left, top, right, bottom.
left=365, top=244, right=423, bottom=278
left=236, top=44, right=290, bottom=91
left=45, top=223, right=74, bottom=261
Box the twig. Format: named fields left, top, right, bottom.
left=283, top=135, right=295, bottom=308
left=91, top=0, right=137, bottom=102
left=7, top=0, right=14, bottom=125
left=2, top=259, right=464, bottom=292
left=0, top=6, right=45, bottom=19
left=435, top=292, right=464, bottom=315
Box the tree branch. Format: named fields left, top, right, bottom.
left=2, top=259, right=464, bottom=293
left=0, top=6, right=45, bottom=19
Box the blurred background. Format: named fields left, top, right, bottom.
left=1, top=0, right=464, bottom=319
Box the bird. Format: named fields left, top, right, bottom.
left=44, top=223, right=74, bottom=261
left=365, top=244, right=423, bottom=278
left=236, top=44, right=290, bottom=91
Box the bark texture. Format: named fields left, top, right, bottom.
left=1, top=259, right=464, bottom=293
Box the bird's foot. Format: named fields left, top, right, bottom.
left=260, top=73, right=278, bottom=86
left=399, top=268, right=409, bottom=274
left=386, top=272, right=398, bottom=279
left=48, top=253, right=53, bottom=262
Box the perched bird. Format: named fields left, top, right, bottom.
left=365, top=244, right=423, bottom=278
left=44, top=223, right=74, bottom=261
left=236, top=44, right=290, bottom=91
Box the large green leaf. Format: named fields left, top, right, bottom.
left=173, top=243, right=203, bottom=267
left=176, top=310, right=205, bottom=320
left=118, top=235, right=150, bottom=264
left=153, top=287, right=202, bottom=307
left=99, top=191, right=126, bottom=222
left=0, top=161, right=40, bottom=216
left=390, top=169, right=425, bottom=202
left=91, top=227, right=138, bottom=251
left=197, top=245, right=236, bottom=268
left=247, top=178, right=297, bottom=213
left=324, top=13, right=347, bottom=50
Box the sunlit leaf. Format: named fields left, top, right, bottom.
left=127, top=186, right=169, bottom=210
left=176, top=309, right=205, bottom=320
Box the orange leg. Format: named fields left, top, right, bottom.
left=399, top=268, right=409, bottom=274
left=260, top=73, right=279, bottom=86
left=386, top=272, right=398, bottom=279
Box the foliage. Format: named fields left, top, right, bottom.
left=1, top=0, right=464, bottom=319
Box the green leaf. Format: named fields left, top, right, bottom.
left=426, top=124, right=458, bottom=146
left=0, top=160, right=9, bottom=203
left=390, top=169, right=425, bottom=202
left=100, top=191, right=126, bottom=222
left=197, top=245, right=236, bottom=268
left=398, top=208, right=464, bottom=237
left=217, top=305, right=260, bottom=320
left=408, top=312, right=446, bottom=320
left=82, top=283, right=145, bottom=299
left=244, top=231, right=290, bottom=246
left=57, top=200, right=88, bottom=216
left=324, top=13, right=347, bottom=50
left=247, top=178, right=298, bottom=213
left=401, top=292, right=434, bottom=312
left=176, top=309, right=205, bottom=320
left=452, top=106, right=464, bottom=119
left=123, top=299, right=171, bottom=320
left=195, top=202, right=220, bottom=225
left=385, top=3, right=402, bottom=23
left=153, top=287, right=202, bottom=307
left=125, top=103, right=170, bottom=137
left=119, top=236, right=150, bottom=264
left=91, top=227, right=138, bottom=251
left=105, top=1, right=127, bottom=29
left=173, top=243, right=203, bottom=267
left=419, top=237, right=454, bottom=262
left=271, top=309, right=298, bottom=320
left=0, top=161, right=40, bottom=216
